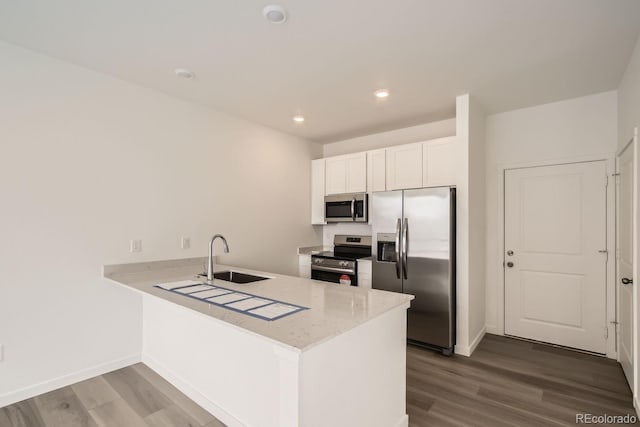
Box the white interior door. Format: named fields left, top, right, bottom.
left=505, top=161, right=608, bottom=354
left=617, top=144, right=634, bottom=387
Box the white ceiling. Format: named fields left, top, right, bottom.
left=1, top=0, right=639, bottom=143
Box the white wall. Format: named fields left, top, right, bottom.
left=468, top=98, right=487, bottom=349
left=619, top=36, right=640, bottom=151
left=454, top=94, right=486, bottom=356
left=322, top=118, right=455, bottom=158
left=617, top=34, right=640, bottom=408
left=0, top=41, right=321, bottom=404
left=484, top=91, right=618, bottom=334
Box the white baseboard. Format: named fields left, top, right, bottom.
left=394, top=414, right=409, bottom=427
left=468, top=327, right=486, bottom=355
left=454, top=327, right=487, bottom=357
left=0, top=353, right=141, bottom=408
left=142, top=353, right=244, bottom=427
left=485, top=325, right=500, bottom=335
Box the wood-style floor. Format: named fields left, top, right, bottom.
left=0, top=363, right=225, bottom=427
left=407, top=334, right=637, bottom=426
left=1, top=335, right=636, bottom=426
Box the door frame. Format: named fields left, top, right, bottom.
left=616, top=133, right=636, bottom=395
left=495, top=154, right=617, bottom=359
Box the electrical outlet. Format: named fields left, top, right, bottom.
left=130, top=239, right=142, bottom=253
left=181, top=236, right=191, bottom=250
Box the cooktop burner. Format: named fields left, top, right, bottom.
left=311, top=235, right=372, bottom=261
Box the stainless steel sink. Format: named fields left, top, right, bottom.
left=199, top=271, right=269, bottom=284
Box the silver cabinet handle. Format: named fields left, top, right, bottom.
left=402, top=218, right=408, bottom=279
left=395, top=218, right=401, bottom=279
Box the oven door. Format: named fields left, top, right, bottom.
left=324, top=193, right=368, bottom=223
left=311, top=268, right=358, bottom=286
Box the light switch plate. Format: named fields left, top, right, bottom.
left=181, top=237, right=191, bottom=250
left=130, top=239, right=142, bottom=253
left=0, top=344, right=4, bottom=362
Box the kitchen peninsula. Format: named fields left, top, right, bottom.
left=104, top=258, right=413, bottom=427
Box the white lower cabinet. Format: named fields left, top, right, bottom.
left=298, top=254, right=311, bottom=278
left=358, top=259, right=372, bottom=289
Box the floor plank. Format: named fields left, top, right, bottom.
left=132, top=363, right=215, bottom=426
left=102, top=366, right=173, bottom=418
left=144, top=404, right=201, bottom=427
left=0, top=399, right=46, bottom=427
left=71, top=377, right=120, bottom=411
left=89, top=399, right=147, bottom=427
left=33, top=387, right=96, bottom=427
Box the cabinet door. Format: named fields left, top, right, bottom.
left=367, top=149, right=386, bottom=192
left=311, top=159, right=326, bottom=224
left=386, top=143, right=423, bottom=190
left=346, top=153, right=367, bottom=192
left=367, top=149, right=386, bottom=225
left=325, top=157, right=347, bottom=195
left=423, top=136, right=457, bottom=187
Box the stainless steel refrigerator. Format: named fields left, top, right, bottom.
left=372, top=187, right=456, bottom=355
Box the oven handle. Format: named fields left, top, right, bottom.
left=311, top=265, right=355, bottom=274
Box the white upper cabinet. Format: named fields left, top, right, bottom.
left=325, top=152, right=366, bottom=195
left=422, top=136, right=457, bottom=187
left=346, top=154, right=367, bottom=192
left=386, top=142, right=423, bottom=190
left=367, top=149, right=386, bottom=193
left=311, top=159, right=326, bottom=224
left=367, top=149, right=386, bottom=225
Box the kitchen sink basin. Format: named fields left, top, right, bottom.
left=202, top=271, right=269, bottom=284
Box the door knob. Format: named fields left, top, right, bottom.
left=506, top=262, right=514, bottom=268
left=622, top=277, right=633, bottom=285
left=506, top=250, right=514, bottom=256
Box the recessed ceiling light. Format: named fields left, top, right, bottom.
left=374, top=89, right=390, bottom=98
left=175, top=68, right=195, bottom=79
left=263, top=5, right=287, bottom=24
left=293, top=115, right=305, bottom=123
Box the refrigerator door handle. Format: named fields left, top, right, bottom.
left=395, top=218, right=401, bottom=279
left=402, top=218, right=408, bottom=279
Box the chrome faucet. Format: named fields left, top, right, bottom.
left=207, top=234, right=230, bottom=281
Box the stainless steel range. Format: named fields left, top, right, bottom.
left=311, top=235, right=372, bottom=286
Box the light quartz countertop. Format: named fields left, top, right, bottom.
left=104, top=258, right=412, bottom=352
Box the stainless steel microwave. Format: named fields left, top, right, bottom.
left=324, top=193, right=368, bottom=223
